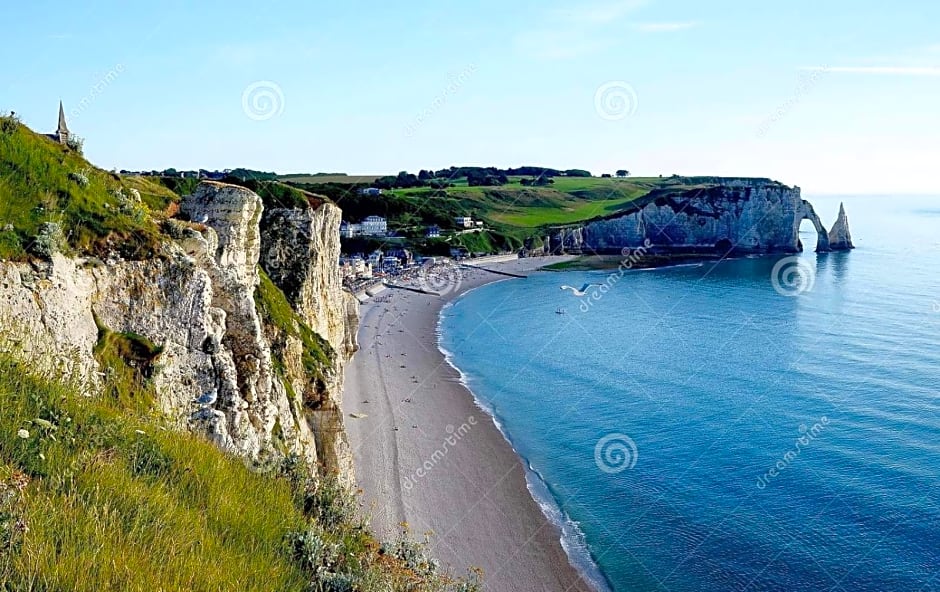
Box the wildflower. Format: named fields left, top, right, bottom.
left=16, top=429, right=29, bottom=440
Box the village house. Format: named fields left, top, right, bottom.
left=360, top=215, right=388, bottom=236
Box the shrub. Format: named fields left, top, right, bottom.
left=28, top=222, right=66, bottom=259
left=303, top=474, right=359, bottom=530
left=68, top=169, right=90, bottom=188
left=66, top=135, right=84, bottom=154
left=286, top=527, right=339, bottom=574
left=0, top=114, right=19, bottom=135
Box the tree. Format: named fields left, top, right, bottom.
left=616, top=169, right=629, bottom=177
left=563, top=169, right=592, bottom=177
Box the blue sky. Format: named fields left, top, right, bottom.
left=3, top=0, right=939, bottom=194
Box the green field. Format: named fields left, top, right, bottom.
left=387, top=177, right=660, bottom=228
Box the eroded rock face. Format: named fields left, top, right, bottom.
left=0, top=181, right=358, bottom=481
left=260, top=202, right=360, bottom=484
left=550, top=180, right=846, bottom=255
left=828, top=202, right=855, bottom=251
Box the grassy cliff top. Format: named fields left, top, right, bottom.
left=0, top=116, right=178, bottom=260
left=288, top=174, right=787, bottom=232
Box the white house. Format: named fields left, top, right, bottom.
left=455, top=216, right=473, bottom=228
left=425, top=225, right=441, bottom=238
left=358, top=188, right=383, bottom=197
left=361, top=216, right=388, bottom=236
left=340, top=221, right=362, bottom=238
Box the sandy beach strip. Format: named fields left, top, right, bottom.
left=342, top=256, right=598, bottom=592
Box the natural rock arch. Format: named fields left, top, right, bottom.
left=796, top=200, right=830, bottom=252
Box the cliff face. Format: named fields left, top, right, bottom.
left=0, top=181, right=358, bottom=483
left=259, top=203, right=360, bottom=481
left=550, top=180, right=852, bottom=255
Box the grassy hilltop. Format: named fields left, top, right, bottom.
left=0, top=115, right=179, bottom=260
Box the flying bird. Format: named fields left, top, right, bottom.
left=560, top=283, right=603, bottom=297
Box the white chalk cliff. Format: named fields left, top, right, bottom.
left=549, top=179, right=854, bottom=255
left=0, top=181, right=358, bottom=482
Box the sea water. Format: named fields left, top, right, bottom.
left=439, top=195, right=940, bottom=591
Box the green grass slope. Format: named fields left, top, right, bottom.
left=0, top=350, right=481, bottom=591
left=0, top=115, right=178, bottom=260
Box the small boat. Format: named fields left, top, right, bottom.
left=555, top=307, right=567, bottom=315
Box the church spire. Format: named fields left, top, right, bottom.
left=56, top=101, right=69, bottom=145
left=57, top=101, right=69, bottom=135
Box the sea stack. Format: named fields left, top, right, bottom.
left=828, top=202, right=855, bottom=250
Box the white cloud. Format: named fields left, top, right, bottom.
left=631, top=21, right=699, bottom=33
left=801, top=66, right=940, bottom=76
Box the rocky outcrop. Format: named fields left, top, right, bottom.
left=828, top=202, right=855, bottom=251
left=259, top=201, right=360, bottom=482
left=549, top=180, right=852, bottom=255
left=0, top=181, right=358, bottom=482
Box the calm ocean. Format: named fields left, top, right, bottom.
left=439, top=195, right=940, bottom=591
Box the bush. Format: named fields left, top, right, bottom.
left=0, top=114, right=19, bottom=135
left=303, top=474, right=359, bottom=530
left=68, top=169, right=90, bottom=188
left=286, top=528, right=339, bottom=573
left=28, top=222, right=66, bottom=259
left=66, top=135, right=84, bottom=155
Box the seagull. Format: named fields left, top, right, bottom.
left=560, top=283, right=603, bottom=297
left=194, top=390, right=218, bottom=406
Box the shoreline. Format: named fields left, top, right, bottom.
left=436, top=303, right=614, bottom=592
left=342, top=256, right=600, bottom=592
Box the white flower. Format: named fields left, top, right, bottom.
left=16, top=429, right=29, bottom=440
